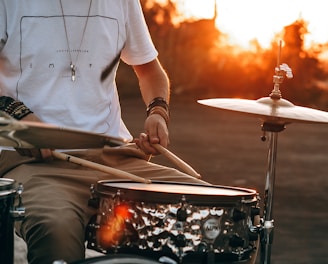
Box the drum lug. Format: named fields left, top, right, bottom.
left=251, top=207, right=261, bottom=220
left=250, top=217, right=274, bottom=236
left=10, top=182, right=25, bottom=221
left=250, top=219, right=274, bottom=233
left=85, top=214, right=100, bottom=251
left=176, top=196, right=188, bottom=221
left=249, top=213, right=263, bottom=239
left=250, top=224, right=262, bottom=234
left=176, top=207, right=188, bottom=222
left=88, top=184, right=100, bottom=209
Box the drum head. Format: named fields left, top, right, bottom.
left=96, top=181, right=257, bottom=205
left=72, top=254, right=160, bottom=264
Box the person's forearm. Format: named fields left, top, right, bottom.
left=133, top=59, right=170, bottom=106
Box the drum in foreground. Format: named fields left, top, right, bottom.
left=86, top=181, right=260, bottom=264
left=0, top=178, right=24, bottom=264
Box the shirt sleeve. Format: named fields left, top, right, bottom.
left=120, top=0, right=158, bottom=66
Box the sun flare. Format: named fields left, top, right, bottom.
left=175, top=0, right=215, bottom=20
left=174, top=0, right=328, bottom=49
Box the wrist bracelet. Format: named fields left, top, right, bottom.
left=0, top=96, right=33, bottom=120
left=148, top=105, right=170, bottom=126
left=146, top=97, right=169, bottom=116
left=0, top=96, right=15, bottom=109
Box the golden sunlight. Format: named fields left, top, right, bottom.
left=175, top=0, right=328, bottom=49
left=175, top=0, right=215, bottom=20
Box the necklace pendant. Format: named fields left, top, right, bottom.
left=70, top=63, right=76, bottom=82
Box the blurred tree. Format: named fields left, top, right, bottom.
left=116, top=0, right=178, bottom=98
left=278, top=19, right=328, bottom=108
left=116, top=1, right=328, bottom=109
left=143, top=0, right=220, bottom=96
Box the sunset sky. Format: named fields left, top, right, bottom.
left=172, top=0, right=328, bottom=49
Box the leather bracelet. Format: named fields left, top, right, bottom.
left=148, top=105, right=170, bottom=126
left=146, top=97, right=169, bottom=116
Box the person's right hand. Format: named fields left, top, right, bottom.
left=134, top=113, right=169, bottom=155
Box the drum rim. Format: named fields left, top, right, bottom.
left=0, top=178, right=15, bottom=191
left=95, top=180, right=257, bottom=205
left=71, top=254, right=161, bottom=264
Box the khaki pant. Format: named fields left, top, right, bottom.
left=0, top=145, right=208, bottom=264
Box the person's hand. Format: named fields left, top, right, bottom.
left=14, top=113, right=53, bottom=161
left=15, top=148, right=53, bottom=161
left=134, top=113, right=169, bottom=155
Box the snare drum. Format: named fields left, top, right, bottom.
left=86, top=181, right=260, bottom=264
left=0, top=178, right=24, bottom=264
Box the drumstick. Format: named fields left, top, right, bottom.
left=51, top=151, right=151, bottom=184
left=152, top=144, right=201, bottom=179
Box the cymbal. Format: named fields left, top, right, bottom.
left=0, top=113, right=128, bottom=149
left=198, top=97, right=328, bottom=124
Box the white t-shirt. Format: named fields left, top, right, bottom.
left=0, top=0, right=158, bottom=142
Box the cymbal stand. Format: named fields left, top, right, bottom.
left=259, top=122, right=285, bottom=264
left=258, top=43, right=293, bottom=263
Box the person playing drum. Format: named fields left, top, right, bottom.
left=0, top=1, right=209, bottom=263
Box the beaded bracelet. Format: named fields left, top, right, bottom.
left=0, top=96, right=33, bottom=120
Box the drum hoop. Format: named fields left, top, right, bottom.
left=0, top=178, right=15, bottom=192
left=95, top=180, right=257, bottom=206
left=71, top=254, right=161, bottom=264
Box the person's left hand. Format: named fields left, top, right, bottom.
left=134, top=113, right=169, bottom=155
left=15, top=148, right=53, bottom=161
left=14, top=113, right=53, bottom=161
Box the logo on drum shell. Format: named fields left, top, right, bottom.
left=202, top=217, right=220, bottom=240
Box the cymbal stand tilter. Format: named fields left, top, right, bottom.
left=258, top=58, right=293, bottom=264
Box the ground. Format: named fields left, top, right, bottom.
left=14, top=96, right=328, bottom=263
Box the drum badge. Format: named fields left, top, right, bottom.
left=202, top=217, right=220, bottom=240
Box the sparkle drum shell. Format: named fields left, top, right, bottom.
left=86, top=181, right=260, bottom=264
left=0, top=178, right=18, bottom=264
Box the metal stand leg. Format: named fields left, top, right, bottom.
left=260, top=123, right=285, bottom=264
